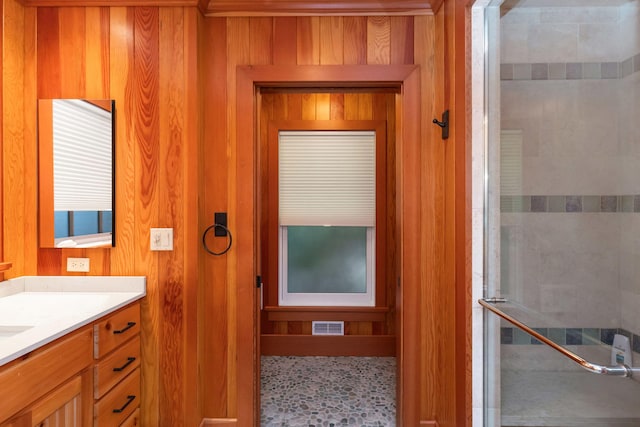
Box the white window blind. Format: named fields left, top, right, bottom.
left=53, top=99, right=113, bottom=212
left=279, top=131, right=376, bottom=227
left=500, top=130, right=523, bottom=196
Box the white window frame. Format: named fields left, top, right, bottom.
left=279, top=226, right=375, bottom=307
left=277, top=130, right=377, bottom=307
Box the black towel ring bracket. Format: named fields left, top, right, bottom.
left=202, top=223, right=233, bottom=256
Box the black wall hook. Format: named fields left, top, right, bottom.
left=432, top=110, right=449, bottom=140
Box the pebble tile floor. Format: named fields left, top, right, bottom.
left=260, top=356, right=396, bottom=427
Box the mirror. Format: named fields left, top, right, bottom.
left=38, top=99, right=115, bottom=248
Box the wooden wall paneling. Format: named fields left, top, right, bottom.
left=273, top=17, right=296, bottom=65
left=110, top=7, right=136, bottom=276
left=366, top=17, right=390, bottom=65
left=226, top=17, right=251, bottom=420
left=158, top=7, right=185, bottom=425
left=84, top=7, right=110, bottom=98
left=285, top=92, right=301, bottom=120
left=438, top=5, right=461, bottom=424
left=195, top=11, right=207, bottom=424
left=0, top=0, right=3, bottom=274
left=329, top=92, right=344, bottom=119
left=34, top=8, right=66, bottom=275
left=416, top=13, right=436, bottom=423
left=233, top=20, right=259, bottom=426
left=3, top=0, right=27, bottom=278
left=390, top=16, right=414, bottom=65
left=296, top=17, right=319, bottom=65
left=133, top=7, right=161, bottom=427
left=319, top=17, right=343, bottom=65
left=450, top=0, right=472, bottom=425
left=36, top=8, right=60, bottom=98
left=57, top=8, right=86, bottom=97
left=300, top=93, right=316, bottom=120
left=23, top=7, right=38, bottom=277
left=249, top=17, right=272, bottom=65
left=315, top=93, right=330, bottom=119
left=356, top=93, right=372, bottom=119
left=436, top=2, right=457, bottom=426
left=417, top=12, right=455, bottom=425
left=248, top=15, right=271, bottom=423
left=184, top=8, right=202, bottom=426
left=201, top=16, right=229, bottom=418
left=343, top=93, right=358, bottom=120
left=343, top=17, right=366, bottom=65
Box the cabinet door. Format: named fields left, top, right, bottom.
left=30, top=376, right=83, bottom=427
left=0, top=376, right=84, bottom=427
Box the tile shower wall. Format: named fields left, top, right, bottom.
left=499, top=2, right=640, bottom=335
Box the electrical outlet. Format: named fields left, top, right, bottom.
left=67, top=257, right=90, bottom=272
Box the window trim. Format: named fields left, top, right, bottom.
left=264, top=120, right=387, bottom=309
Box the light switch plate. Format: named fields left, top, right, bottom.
left=67, top=257, right=90, bottom=272
left=150, top=228, right=174, bottom=251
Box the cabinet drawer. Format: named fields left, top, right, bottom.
left=94, top=337, right=140, bottom=399
left=0, top=327, right=93, bottom=424
left=94, top=303, right=140, bottom=358
left=120, top=408, right=140, bottom=427
left=94, top=368, right=140, bottom=427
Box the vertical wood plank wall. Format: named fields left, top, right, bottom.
left=1, top=1, right=470, bottom=426
left=2, top=2, right=201, bottom=426
left=258, top=91, right=397, bottom=341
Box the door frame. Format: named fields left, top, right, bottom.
left=235, top=64, right=422, bottom=426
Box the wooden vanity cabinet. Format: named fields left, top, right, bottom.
left=0, top=301, right=142, bottom=427
left=93, top=303, right=141, bottom=426
left=0, top=326, right=94, bottom=427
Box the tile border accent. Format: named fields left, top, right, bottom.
left=501, top=52, right=640, bottom=81
left=501, top=326, right=640, bottom=353
left=501, top=194, right=640, bottom=213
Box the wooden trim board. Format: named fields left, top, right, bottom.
left=261, top=334, right=395, bottom=357
left=200, top=419, right=237, bottom=426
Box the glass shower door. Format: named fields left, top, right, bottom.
left=482, top=0, right=640, bottom=426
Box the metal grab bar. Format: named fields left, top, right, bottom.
left=479, top=298, right=640, bottom=378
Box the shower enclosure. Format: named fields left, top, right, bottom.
left=481, top=0, right=640, bottom=425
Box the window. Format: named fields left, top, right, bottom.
left=278, top=130, right=376, bottom=306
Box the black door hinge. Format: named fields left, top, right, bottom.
left=256, top=275, right=262, bottom=288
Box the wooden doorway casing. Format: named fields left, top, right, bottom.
left=236, top=64, right=423, bottom=427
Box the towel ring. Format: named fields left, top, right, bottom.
left=202, top=223, right=232, bottom=256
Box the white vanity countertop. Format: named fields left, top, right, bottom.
left=0, top=276, right=146, bottom=366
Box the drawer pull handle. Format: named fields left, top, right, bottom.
left=113, top=322, right=136, bottom=335
left=113, top=395, right=136, bottom=413
left=113, top=357, right=136, bottom=372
